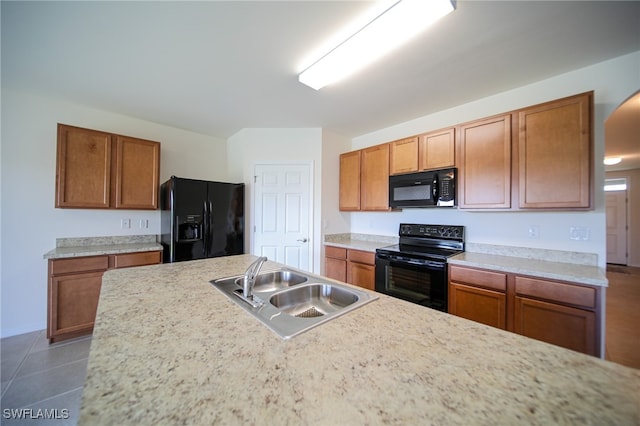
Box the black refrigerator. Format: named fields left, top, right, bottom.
left=160, top=176, right=244, bottom=263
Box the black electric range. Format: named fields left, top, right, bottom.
left=375, top=224, right=464, bottom=311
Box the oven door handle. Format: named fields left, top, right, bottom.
left=406, top=259, right=445, bottom=269
left=377, top=253, right=445, bottom=270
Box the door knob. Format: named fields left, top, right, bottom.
left=297, top=238, right=308, bottom=243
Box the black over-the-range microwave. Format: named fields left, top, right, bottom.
left=389, top=168, right=456, bottom=208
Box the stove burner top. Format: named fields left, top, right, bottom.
left=377, top=243, right=462, bottom=260
left=376, top=223, right=465, bottom=261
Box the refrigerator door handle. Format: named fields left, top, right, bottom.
left=208, top=201, right=214, bottom=256
left=203, top=201, right=209, bottom=257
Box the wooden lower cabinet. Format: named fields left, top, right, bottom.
left=513, top=275, right=598, bottom=356
left=48, top=250, right=161, bottom=343
left=449, top=265, right=507, bottom=329
left=347, top=249, right=375, bottom=291
left=449, top=265, right=600, bottom=357
left=325, top=246, right=347, bottom=282
left=50, top=269, right=105, bottom=342
left=449, top=283, right=506, bottom=329
left=324, top=246, right=375, bottom=290
left=514, top=296, right=596, bottom=356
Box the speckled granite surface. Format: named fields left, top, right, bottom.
left=325, top=234, right=606, bottom=287
left=449, top=252, right=608, bottom=287
left=79, top=255, right=639, bottom=425
left=43, top=235, right=162, bottom=259
left=324, top=233, right=397, bottom=252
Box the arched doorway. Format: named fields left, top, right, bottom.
left=604, top=90, right=640, bottom=267
left=603, top=89, right=640, bottom=369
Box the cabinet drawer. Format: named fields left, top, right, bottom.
left=347, top=249, right=375, bottom=265
left=325, top=246, right=347, bottom=259
left=515, top=276, right=596, bottom=309
left=112, top=251, right=162, bottom=269
left=50, top=256, right=109, bottom=275
left=449, top=266, right=507, bottom=292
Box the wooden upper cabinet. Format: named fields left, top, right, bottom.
left=56, top=124, right=160, bottom=210
left=56, top=125, right=112, bottom=208
left=339, top=150, right=361, bottom=211
left=458, top=115, right=512, bottom=209
left=361, top=144, right=390, bottom=211
left=390, top=137, right=418, bottom=175
left=114, top=136, right=160, bottom=209
left=518, top=92, right=592, bottom=209
left=419, top=127, right=455, bottom=170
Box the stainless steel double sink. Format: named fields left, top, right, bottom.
left=211, top=268, right=378, bottom=339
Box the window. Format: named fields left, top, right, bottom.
left=604, top=178, right=628, bottom=192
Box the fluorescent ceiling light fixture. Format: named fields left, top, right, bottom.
left=603, top=157, right=622, bottom=165
left=298, top=0, right=456, bottom=90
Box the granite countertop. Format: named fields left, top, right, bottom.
left=449, top=252, right=608, bottom=287
left=324, top=234, right=607, bottom=287
left=43, top=235, right=162, bottom=259
left=79, top=255, right=639, bottom=425
left=323, top=233, right=397, bottom=252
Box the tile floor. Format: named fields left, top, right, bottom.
left=1, top=266, right=637, bottom=425
left=1, top=330, right=90, bottom=425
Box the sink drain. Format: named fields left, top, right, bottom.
left=295, top=306, right=324, bottom=318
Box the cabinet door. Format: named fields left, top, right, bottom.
left=449, top=282, right=506, bottom=330
left=518, top=92, right=592, bottom=209
left=514, top=296, right=596, bottom=355
left=56, top=124, right=112, bottom=208
left=347, top=262, right=375, bottom=291
left=339, top=151, right=361, bottom=211
left=419, top=128, right=455, bottom=170
left=48, top=271, right=104, bottom=342
left=390, top=137, right=418, bottom=175
left=361, top=144, right=390, bottom=211
left=114, top=136, right=160, bottom=209
left=326, top=257, right=347, bottom=282
left=458, top=115, right=512, bottom=208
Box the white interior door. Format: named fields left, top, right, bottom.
left=253, top=164, right=312, bottom=271
left=606, top=191, right=628, bottom=265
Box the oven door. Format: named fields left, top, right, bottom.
left=375, top=252, right=447, bottom=311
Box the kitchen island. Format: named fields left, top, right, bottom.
left=79, top=255, right=639, bottom=425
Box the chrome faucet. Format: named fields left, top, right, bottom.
left=242, top=256, right=267, bottom=299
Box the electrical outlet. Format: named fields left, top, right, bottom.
left=139, top=219, right=149, bottom=229
left=121, top=218, right=131, bottom=229
left=528, top=225, right=539, bottom=239
left=569, top=226, right=590, bottom=241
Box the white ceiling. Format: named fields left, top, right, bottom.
left=2, top=1, right=639, bottom=159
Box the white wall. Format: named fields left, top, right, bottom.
left=227, top=128, right=324, bottom=274
left=321, top=129, right=351, bottom=235
left=0, top=89, right=228, bottom=338
left=350, top=51, right=640, bottom=268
